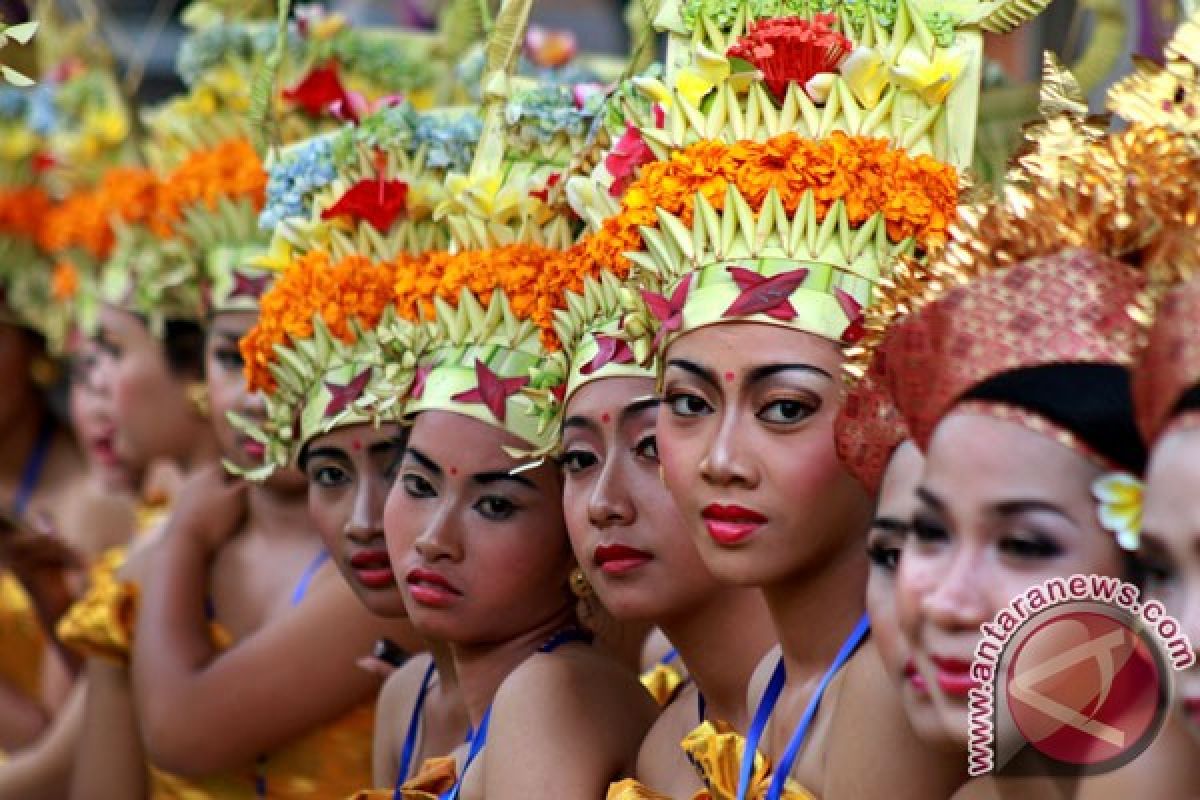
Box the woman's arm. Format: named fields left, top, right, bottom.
left=0, top=678, right=85, bottom=800
left=371, top=655, right=431, bottom=787
left=0, top=674, right=49, bottom=750
left=70, top=659, right=147, bottom=800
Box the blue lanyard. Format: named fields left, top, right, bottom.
left=290, top=550, right=330, bottom=606
left=736, top=614, right=871, bottom=800
left=14, top=414, right=54, bottom=515
left=394, top=660, right=439, bottom=797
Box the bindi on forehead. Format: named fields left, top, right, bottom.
left=351, top=439, right=362, bottom=451
left=601, top=412, right=611, bottom=424
left=449, top=466, right=458, bottom=476
left=724, top=371, right=736, bottom=383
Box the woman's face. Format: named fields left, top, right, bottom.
left=68, top=336, right=139, bottom=492
left=94, top=304, right=200, bottom=466
left=866, top=441, right=947, bottom=745
left=302, top=422, right=407, bottom=618
left=657, top=322, right=871, bottom=588
left=205, top=311, right=305, bottom=493
left=560, top=376, right=721, bottom=622
left=896, top=411, right=1124, bottom=750
left=385, top=410, right=574, bottom=644
left=1141, top=424, right=1200, bottom=744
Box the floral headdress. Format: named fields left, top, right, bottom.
left=562, top=0, right=1044, bottom=367
left=400, top=0, right=620, bottom=453
left=235, top=250, right=428, bottom=478
left=0, top=5, right=133, bottom=348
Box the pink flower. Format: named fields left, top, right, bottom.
left=605, top=123, right=655, bottom=197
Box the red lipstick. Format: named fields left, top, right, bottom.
left=904, top=660, right=929, bottom=694
left=240, top=437, right=265, bottom=460
left=349, top=549, right=395, bottom=590
left=701, top=504, right=767, bottom=545
left=930, top=655, right=978, bottom=697
left=406, top=567, right=462, bottom=608
left=91, top=433, right=120, bottom=467
left=593, top=543, right=652, bottom=575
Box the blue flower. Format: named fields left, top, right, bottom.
left=260, top=138, right=337, bottom=230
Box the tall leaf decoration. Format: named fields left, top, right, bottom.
left=622, top=0, right=660, bottom=79
left=438, top=0, right=492, bottom=60
left=249, top=0, right=292, bottom=157
left=469, top=0, right=534, bottom=181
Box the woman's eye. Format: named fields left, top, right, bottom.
left=633, top=434, right=658, bottom=462
left=402, top=473, right=436, bottom=499
left=215, top=347, right=244, bottom=370
left=310, top=464, right=348, bottom=488
left=475, top=496, right=516, bottom=521
left=911, top=516, right=949, bottom=545
left=558, top=450, right=598, bottom=475
left=757, top=397, right=816, bottom=424
left=866, top=542, right=901, bottom=572
left=999, top=533, right=1062, bottom=560
left=666, top=392, right=711, bottom=418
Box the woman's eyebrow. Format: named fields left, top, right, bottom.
left=665, top=358, right=719, bottom=389
left=744, top=363, right=832, bottom=386
left=404, top=446, right=442, bottom=477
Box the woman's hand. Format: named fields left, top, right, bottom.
left=164, top=465, right=247, bottom=556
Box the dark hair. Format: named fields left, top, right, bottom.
left=162, top=318, right=207, bottom=380
left=961, top=363, right=1146, bottom=474
left=1173, top=384, right=1200, bottom=420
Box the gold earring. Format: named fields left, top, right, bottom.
left=569, top=567, right=593, bottom=599
left=186, top=382, right=210, bottom=419
left=30, top=355, right=59, bottom=389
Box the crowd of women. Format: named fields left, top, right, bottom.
left=0, top=0, right=1197, bottom=797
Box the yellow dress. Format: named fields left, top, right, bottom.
left=639, top=660, right=687, bottom=708
left=605, top=722, right=818, bottom=800
left=387, top=756, right=458, bottom=800
left=0, top=571, right=45, bottom=702
left=58, top=545, right=376, bottom=798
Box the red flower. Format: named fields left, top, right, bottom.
left=31, top=151, right=57, bottom=174
left=321, top=178, right=409, bottom=232
left=283, top=63, right=356, bottom=121
left=605, top=123, right=656, bottom=197
left=727, top=15, right=852, bottom=103
left=530, top=172, right=562, bottom=203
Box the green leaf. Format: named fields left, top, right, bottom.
left=1, top=66, right=34, bottom=86
left=4, top=21, right=38, bottom=45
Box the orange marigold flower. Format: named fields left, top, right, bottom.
left=51, top=261, right=80, bottom=301
left=589, top=132, right=958, bottom=269
left=155, top=138, right=266, bottom=236
left=242, top=250, right=400, bottom=392
left=0, top=186, right=52, bottom=241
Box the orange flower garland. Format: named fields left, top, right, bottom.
left=51, top=261, right=80, bottom=300
left=39, top=167, right=162, bottom=259
left=588, top=131, right=959, bottom=273
left=154, top=138, right=267, bottom=234
left=0, top=185, right=52, bottom=240
left=242, top=250, right=399, bottom=392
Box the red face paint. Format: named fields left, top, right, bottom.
left=449, top=466, right=458, bottom=476
left=601, top=412, right=611, bottom=424
left=724, top=371, right=735, bottom=383
left=351, top=438, right=363, bottom=451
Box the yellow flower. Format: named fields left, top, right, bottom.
left=252, top=237, right=294, bottom=273
left=1, top=126, right=36, bottom=160
left=674, top=45, right=730, bottom=107
left=1092, top=472, right=1143, bottom=552
left=890, top=49, right=966, bottom=106
left=437, top=173, right=525, bottom=224
left=841, top=47, right=888, bottom=109
left=84, top=108, right=129, bottom=144
left=310, top=12, right=347, bottom=40
left=633, top=76, right=673, bottom=108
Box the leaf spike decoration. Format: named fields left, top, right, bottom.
left=249, top=0, right=293, bottom=158
left=722, top=266, right=809, bottom=322
left=580, top=333, right=636, bottom=375
left=469, top=0, right=533, bottom=184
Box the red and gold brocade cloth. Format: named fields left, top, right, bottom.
left=884, top=248, right=1145, bottom=451
left=1133, top=276, right=1200, bottom=443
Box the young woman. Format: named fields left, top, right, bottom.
left=882, top=128, right=1200, bottom=797
left=241, top=247, right=468, bottom=794
left=1134, top=274, right=1200, bottom=747
left=384, top=261, right=658, bottom=799
left=551, top=278, right=776, bottom=799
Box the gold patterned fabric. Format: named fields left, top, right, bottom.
left=57, top=544, right=376, bottom=798
left=57, top=546, right=138, bottom=665
left=391, top=756, right=458, bottom=800
left=639, top=662, right=687, bottom=708
left=682, top=721, right=817, bottom=800
left=0, top=571, right=45, bottom=702
left=606, top=778, right=676, bottom=800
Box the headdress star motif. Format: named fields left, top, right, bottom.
left=324, top=368, right=373, bottom=417
left=722, top=266, right=810, bottom=321
left=452, top=359, right=530, bottom=423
